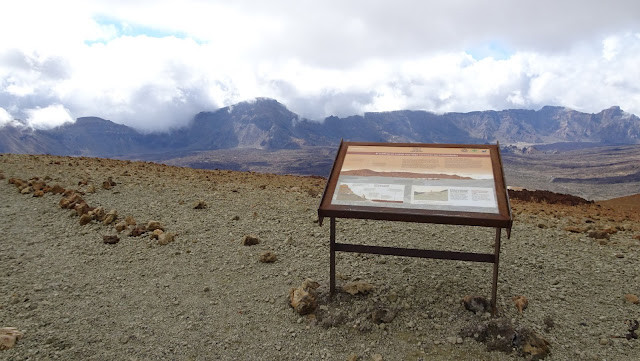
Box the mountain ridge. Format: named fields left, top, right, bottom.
left=1, top=98, right=639, bottom=158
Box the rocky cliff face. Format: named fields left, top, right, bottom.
left=1, top=98, right=639, bottom=158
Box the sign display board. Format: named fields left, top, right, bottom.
left=319, top=142, right=512, bottom=229
left=318, top=141, right=513, bottom=315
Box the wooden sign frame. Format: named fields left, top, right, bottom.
left=318, top=141, right=513, bottom=315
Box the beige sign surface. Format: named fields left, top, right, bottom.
left=331, top=145, right=499, bottom=213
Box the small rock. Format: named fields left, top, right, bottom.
left=128, top=225, right=147, bottom=237
left=49, top=184, right=65, bottom=194
left=79, top=214, right=92, bottom=225
left=33, top=190, right=45, bottom=197
left=371, top=308, right=396, bottom=324
left=347, top=353, right=358, bottom=361
left=599, top=337, right=609, bottom=345
left=241, top=235, right=261, bottom=246
left=259, top=251, right=277, bottom=263
left=462, top=295, right=489, bottom=313
left=564, top=226, right=585, bottom=233
left=150, top=229, right=164, bottom=240
left=588, top=230, right=610, bottom=240
left=513, top=295, right=528, bottom=314
left=342, top=281, right=374, bottom=295
left=193, top=200, right=207, bottom=209
left=125, top=216, right=136, bottom=226
left=0, top=327, right=24, bottom=350
left=624, top=294, right=639, bottom=304
left=615, top=253, right=624, bottom=258
left=87, top=184, right=96, bottom=193
left=103, top=210, right=118, bottom=225
left=147, top=220, right=165, bottom=231
left=114, top=221, right=127, bottom=232
left=447, top=336, right=457, bottom=344
left=102, top=235, right=120, bottom=244
left=231, top=215, right=240, bottom=221
left=289, top=278, right=320, bottom=315
left=371, top=355, right=383, bottom=361
left=75, top=202, right=91, bottom=216
left=522, top=331, right=551, bottom=359
left=20, top=187, right=32, bottom=194
left=387, top=291, right=398, bottom=303
left=633, top=234, right=640, bottom=241
left=158, top=232, right=176, bottom=245
left=90, top=207, right=106, bottom=221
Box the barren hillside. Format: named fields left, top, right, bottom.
left=1, top=154, right=639, bottom=360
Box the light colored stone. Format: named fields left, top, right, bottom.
left=624, top=294, right=639, bottom=304
left=343, top=281, right=374, bottom=295
left=147, top=220, right=165, bottom=231
left=0, top=327, right=23, bottom=350
left=289, top=279, right=319, bottom=315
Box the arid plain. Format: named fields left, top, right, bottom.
left=1, top=153, right=639, bottom=360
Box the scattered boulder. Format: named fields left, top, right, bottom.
left=342, top=281, right=374, bottom=295
left=89, top=207, right=105, bottom=221
left=146, top=220, right=164, bottom=231
left=103, top=210, right=118, bottom=225
left=128, top=226, right=147, bottom=237
left=102, top=235, right=120, bottom=244
left=519, top=328, right=551, bottom=360
left=79, top=214, right=93, bottom=225
left=241, top=234, right=261, bottom=246
left=193, top=200, right=207, bottom=209
left=289, top=278, right=320, bottom=315
left=158, top=232, right=176, bottom=245
left=150, top=229, right=164, bottom=240
left=0, top=327, right=23, bottom=350
left=624, top=294, right=639, bottom=304
left=102, top=177, right=116, bottom=190
left=563, top=226, right=585, bottom=233
left=588, top=230, right=610, bottom=240
left=513, top=295, right=529, bottom=314
left=124, top=216, right=136, bottom=226
left=462, top=295, right=489, bottom=313
left=259, top=251, right=277, bottom=263
left=49, top=184, right=65, bottom=194
left=114, top=221, right=127, bottom=232
left=371, top=308, right=397, bottom=324
left=75, top=202, right=91, bottom=216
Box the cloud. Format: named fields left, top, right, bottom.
left=0, top=107, right=18, bottom=127
left=25, top=105, right=74, bottom=129
left=1, top=1, right=639, bottom=131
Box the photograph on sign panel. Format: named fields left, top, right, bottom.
left=331, top=145, right=499, bottom=213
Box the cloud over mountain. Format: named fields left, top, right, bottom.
left=1, top=1, right=639, bottom=131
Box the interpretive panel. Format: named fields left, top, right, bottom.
left=318, top=141, right=512, bottom=229
left=331, top=145, right=499, bottom=214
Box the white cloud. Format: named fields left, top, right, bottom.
left=0, top=107, right=18, bottom=127
left=0, top=1, right=639, bottom=131
left=25, top=105, right=74, bottom=129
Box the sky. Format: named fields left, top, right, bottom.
left=1, top=0, right=640, bottom=132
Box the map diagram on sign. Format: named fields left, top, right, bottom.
left=330, top=145, right=499, bottom=213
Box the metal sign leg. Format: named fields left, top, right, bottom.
left=330, top=217, right=336, bottom=295
left=491, top=227, right=502, bottom=316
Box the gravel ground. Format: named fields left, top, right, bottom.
left=1, top=154, right=639, bottom=360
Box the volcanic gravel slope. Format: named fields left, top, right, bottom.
left=1, top=154, right=639, bottom=361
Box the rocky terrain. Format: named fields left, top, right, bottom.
left=1, top=154, right=639, bottom=360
